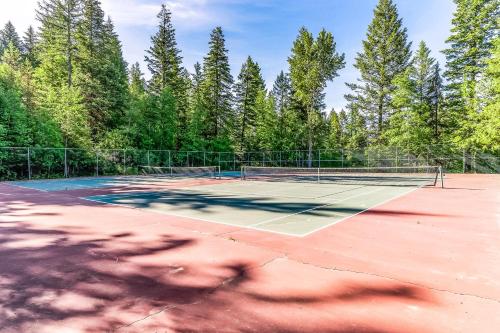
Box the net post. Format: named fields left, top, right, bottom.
left=27, top=147, right=31, bottom=180
left=439, top=166, right=444, bottom=188
left=123, top=149, right=126, bottom=175
left=241, top=165, right=245, bottom=180
left=64, top=148, right=68, bottom=178
left=96, top=150, right=99, bottom=176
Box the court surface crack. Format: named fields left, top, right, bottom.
left=286, top=256, right=500, bottom=305
left=111, top=254, right=286, bottom=332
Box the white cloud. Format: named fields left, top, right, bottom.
left=101, top=0, right=236, bottom=30
left=0, top=0, right=39, bottom=33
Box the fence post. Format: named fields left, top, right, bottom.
left=203, top=151, right=206, bottom=166
left=96, top=150, right=99, bottom=176
left=233, top=153, right=236, bottom=171
left=123, top=149, right=126, bottom=175
left=64, top=148, right=68, bottom=178
left=463, top=148, right=466, bottom=173
left=168, top=150, right=171, bottom=167
left=27, top=147, right=31, bottom=180
left=147, top=150, right=150, bottom=167
left=341, top=148, right=344, bottom=168
left=318, top=149, right=321, bottom=168
left=186, top=151, right=189, bottom=167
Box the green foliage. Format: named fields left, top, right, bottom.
left=0, top=21, right=22, bottom=57
left=326, top=110, right=342, bottom=149
left=22, top=26, right=39, bottom=66
left=200, top=27, right=234, bottom=149
left=345, top=0, right=412, bottom=141
left=385, top=41, right=442, bottom=151
left=145, top=4, right=188, bottom=148
left=288, top=27, right=345, bottom=164
left=0, top=0, right=497, bottom=167
left=0, top=64, right=30, bottom=146
left=472, top=37, right=500, bottom=150
left=443, top=0, right=499, bottom=148
left=140, top=88, right=177, bottom=150
left=234, top=56, right=265, bottom=151
left=254, top=91, right=278, bottom=150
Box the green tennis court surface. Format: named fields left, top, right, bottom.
left=85, top=179, right=426, bottom=236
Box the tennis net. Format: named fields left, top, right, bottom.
left=140, top=166, right=221, bottom=179
left=241, top=166, right=444, bottom=187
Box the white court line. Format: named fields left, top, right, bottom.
left=300, top=185, right=425, bottom=237
left=81, top=196, right=303, bottom=237
left=82, top=183, right=429, bottom=238
left=249, top=186, right=385, bottom=228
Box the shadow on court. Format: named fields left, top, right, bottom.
left=0, top=221, right=438, bottom=333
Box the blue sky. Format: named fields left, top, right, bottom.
left=2, top=0, right=456, bottom=111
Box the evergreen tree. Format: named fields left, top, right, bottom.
left=141, top=88, right=177, bottom=150
left=474, top=36, right=500, bottom=150
left=125, top=62, right=146, bottom=147
left=428, top=62, right=443, bottom=142
left=0, top=54, right=31, bottom=147
left=345, top=0, right=412, bottom=142
left=326, top=110, right=342, bottom=149
left=185, top=62, right=207, bottom=150
left=443, top=0, right=499, bottom=147
left=234, top=56, right=265, bottom=151
left=254, top=91, right=278, bottom=150
left=35, top=0, right=86, bottom=147
left=145, top=4, right=188, bottom=148
left=0, top=21, right=22, bottom=57
left=288, top=27, right=345, bottom=166
left=385, top=41, right=441, bottom=149
left=36, top=0, right=83, bottom=88
left=344, top=106, right=367, bottom=149
left=22, top=26, right=39, bottom=66
left=129, top=62, right=146, bottom=95
left=271, top=71, right=295, bottom=149
left=201, top=27, right=234, bottom=150
left=100, top=17, right=129, bottom=129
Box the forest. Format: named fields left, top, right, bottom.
left=0, top=0, right=498, bottom=169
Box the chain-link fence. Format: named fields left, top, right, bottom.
left=0, top=145, right=498, bottom=181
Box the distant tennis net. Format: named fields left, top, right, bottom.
left=241, top=166, right=444, bottom=187
left=140, top=166, right=221, bottom=179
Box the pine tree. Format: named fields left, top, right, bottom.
left=201, top=27, right=234, bottom=150
left=443, top=0, right=499, bottom=147
left=234, top=56, right=265, bottom=151
left=0, top=21, right=22, bottom=57
left=185, top=62, right=207, bottom=150
left=129, top=62, right=146, bottom=95
left=474, top=36, right=500, bottom=150
left=36, top=0, right=83, bottom=88
left=326, top=110, right=342, bottom=149
left=101, top=17, right=129, bottom=129
left=271, top=71, right=295, bottom=149
left=345, top=0, right=412, bottom=142
left=0, top=50, right=31, bottom=147
left=145, top=4, right=188, bottom=148
left=428, top=62, right=443, bottom=142
left=35, top=0, right=87, bottom=147
left=288, top=27, right=345, bottom=166
left=386, top=42, right=441, bottom=150
left=125, top=62, right=146, bottom=147
left=344, top=106, right=367, bottom=150
left=22, top=26, right=39, bottom=66
left=254, top=90, right=278, bottom=150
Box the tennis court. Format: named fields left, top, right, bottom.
left=2, top=166, right=500, bottom=333
left=83, top=167, right=440, bottom=236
